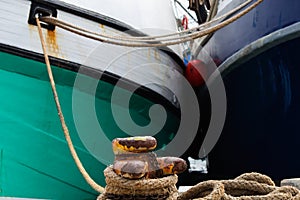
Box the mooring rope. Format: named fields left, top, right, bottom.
left=177, top=173, right=300, bottom=200
left=40, top=0, right=263, bottom=47
left=98, top=166, right=179, bottom=200
left=40, top=0, right=253, bottom=43
left=36, top=17, right=105, bottom=194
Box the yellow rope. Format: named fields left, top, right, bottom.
left=36, top=17, right=105, bottom=194
left=40, top=0, right=263, bottom=47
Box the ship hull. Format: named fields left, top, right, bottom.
left=0, top=0, right=183, bottom=198
left=197, top=0, right=300, bottom=181
left=0, top=50, right=180, bottom=199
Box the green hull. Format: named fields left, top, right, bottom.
left=0, top=51, right=179, bottom=199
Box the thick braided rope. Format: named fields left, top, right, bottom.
left=177, top=180, right=225, bottom=200
left=103, top=184, right=177, bottom=196
left=97, top=185, right=178, bottom=200
left=178, top=172, right=300, bottom=200
left=98, top=166, right=178, bottom=200
left=98, top=191, right=178, bottom=200
left=221, top=180, right=274, bottom=196
left=104, top=166, right=178, bottom=189
left=234, top=173, right=275, bottom=186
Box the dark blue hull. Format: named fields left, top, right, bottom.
left=208, top=36, right=300, bottom=181
left=203, top=0, right=300, bottom=65
left=197, top=0, right=300, bottom=181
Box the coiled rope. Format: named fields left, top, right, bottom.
left=96, top=169, right=300, bottom=200
left=40, top=0, right=263, bottom=47
left=98, top=166, right=178, bottom=200
left=177, top=173, right=300, bottom=200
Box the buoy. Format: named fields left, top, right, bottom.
left=185, top=59, right=207, bottom=87
left=181, top=15, right=188, bottom=30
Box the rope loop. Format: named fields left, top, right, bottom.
left=178, top=173, right=300, bottom=200
left=104, top=166, right=178, bottom=190
left=98, top=166, right=178, bottom=200
left=235, top=172, right=275, bottom=186
left=177, top=180, right=224, bottom=200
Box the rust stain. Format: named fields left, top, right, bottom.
left=99, top=24, right=106, bottom=34
left=28, top=25, right=64, bottom=59
left=45, top=30, right=61, bottom=58
left=28, top=24, right=35, bottom=35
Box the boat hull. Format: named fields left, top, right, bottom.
left=202, top=0, right=300, bottom=64
left=0, top=0, right=185, bottom=198
left=0, top=51, right=180, bottom=199
left=197, top=0, right=300, bottom=181
left=208, top=36, right=300, bottom=181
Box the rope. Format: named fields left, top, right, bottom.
left=98, top=166, right=178, bottom=200
left=36, top=17, right=105, bottom=194
left=40, top=0, right=252, bottom=42
left=177, top=172, right=300, bottom=200
left=97, top=170, right=300, bottom=200
left=40, top=0, right=263, bottom=47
